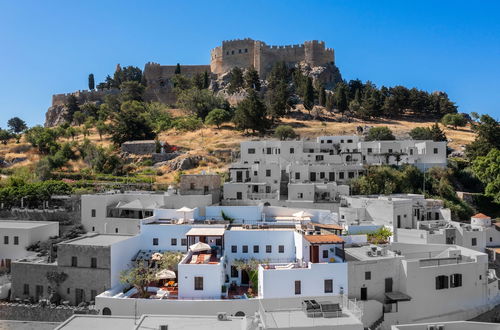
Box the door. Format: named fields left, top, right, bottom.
left=236, top=171, right=242, bottom=182
left=310, top=172, right=316, bottom=182
left=385, top=278, right=393, bottom=293
left=360, top=287, right=367, bottom=301
left=241, top=270, right=250, bottom=285
left=310, top=245, right=319, bottom=263
left=75, top=288, right=85, bottom=305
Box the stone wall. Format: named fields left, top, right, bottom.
left=121, top=140, right=157, bottom=155
left=210, top=38, right=335, bottom=78
left=179, top=174, right=221, bottom=204
left=0, top=301, right=97, bottom=322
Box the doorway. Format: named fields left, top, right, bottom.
left=241, top=270, right=250, bottom=285
left=385, top=277, right=393, bottom=293
left=360, top=287, right=367, bottom=301
left=310, top=245, right=319, bottom=263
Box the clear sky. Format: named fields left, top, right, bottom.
left=1, top=0, right=499, bottom=127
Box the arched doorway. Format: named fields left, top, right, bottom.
left=102, top=307, right=112, bottom=315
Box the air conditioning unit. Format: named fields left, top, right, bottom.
left=217, top=312, right=229, bottom=321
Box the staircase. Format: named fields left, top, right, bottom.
left=367, top=314, right=385, bottom=330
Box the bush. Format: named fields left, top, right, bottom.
left=173, top=116, right=203, bottom=131
left=274, top=125, right=297, bottom=140
left=365, top=126, right=395, bottom=141
left=177, top=88, right=227, bottom=119
left=441, top=113, right=467, bottom=129
left=205, top=108, right=231, bottom=129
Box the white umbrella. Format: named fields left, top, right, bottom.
left=189, top=242, right=211, bottom=252
left=176, top=206, right=194, bottom=221
left=151, top=253, right=163, bottom=261
left=156, top=269, right=176, bottom=280
left=292, top=211, right=313, bottom=219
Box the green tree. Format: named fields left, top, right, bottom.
left=244, top=66, right=261, bottom=91
left=429, top=123, right=447, bottom=142
left=365, top=126, right=396, bottom=141
left=441, top=113, right=467, bottom=129
left=203, top=71, right=210, bottom=89
left=144, top=102, right=174, bottom=134
left=228, top=67, right=244, bottom=93
left=110, top=101, right=156, bottom=145
left=303, top=76, right=314, bottom=112
left=177, top=88, right=226, bottom=120
left=65, top=95, right=79, bottom=123
left=409, top=127, right=433, bottom=140
left=7, top=117, right=27, bottom=134
left=120, top=81, right=145, bottom=102
left=88, top=73, right=95, bottom=90
left=465, top=115, right=500, bottom=160
left=274, top=125, right=297, bottom=140
left=25, top=126, right=60, bottom=154
left=173, top=116, right=203, bottom=131
left=0, top=129, right=13, bottom=144
left=205, top=108, right=231, bottom=129
left=334, top=82, right=349, bottom=116
left=472, top=148, right=500, bottom=203
left=318, top=85, right=326, bottom=107
left=325, top=93, right=334, bottom=113
left=233, top=89, right=269, bottom=133
left=73, top=111, right=85, bottom=125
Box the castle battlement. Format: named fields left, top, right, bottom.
left=210, top=38, right=335, bottom=77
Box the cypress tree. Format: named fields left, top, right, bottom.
left=175, top=63, right=181, bottom=74
left=303, top=77, right=314, bottom=111
left=88, top=73, right=95, bottom=90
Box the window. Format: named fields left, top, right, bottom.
left=435, top=275, right=449, bottom=290
left=231, top=266, right=238, bottom=278
left=450, top=273, right=462, bottom=288
left=290, top=147, right=295, bottom=154
left=324, top=279, right=333, bottom=293
left=242, top=245, right=248, bottom=253
left=339, top=172, right=345, bottom=179
left=23, top=284, right=29, bottom=295
left=245, top=48, right=248, bottom=53
left=181, top=238, right=187, bottom=246
left=115, top=228, right=118, bottom=233
left=239, top=49, right=242, bottom=53
left=92, top=227, right=95, bottom=231
left=253, top=245, right=259, bottom=253
left=190, top=182, right=195, bottom=190
left=397, top=215, right=401, bottom=228
left=35, top=285, right=43, bottom=298
left=231, top=245, right=237, bottom=253
left=365, top=271, right=371, bottom=280
left=340, top=139, right=344, bottom=143
left=295, top=280, right=301, bottom=295
left=410, top=149, right=413, bottom=155
left=348, top=171, right=355, bottom=179
left=297, top=193, right=303, bottom=199
left=435, top=212, right=439, bottom=220
left=321, top=140, right=325, bottom=143
left=434, top=148, right=438, bottom=154
left=266, top=147, right=272, bottom=154
left=367, top=148, right=373, bottom=154
left=266, top=186, right=271, bottom=193
left=329, top=172, right=335, bottom=181
left=472, top=238, right=477, bottom=246
left=388, top=149, right=393, bottom=153
left=490, top=237, right=493, bottom=242
left=194, top=277, right=204, bottom=290
left=266, top=169, right=271, bottom=177
left=254, top=171, right=258, bottom=176
left=91, top=290, right=97, bottom=301
left=171, top=238, right=177, bottom=246
left=236, top=192, right=242, bottom=200
left=14, top=236, right=19, bottom=245
left=71, top=256, right=78, bottom=267
left=320, top=172, right=325, bottom=179
left=153, top=238, right=159, bottom=246
left=67, top=288, right=70, bottom=294
left=316, top=155, right=324, bottom=161
left=266, top=245, right=272, bottom=253
left=248, top=148, right=255, bottom=154
left=91, top=209, right=96, bottom=217
left=295, top=172, right=300, bottom=180
left=231, top=50, right=234, bottom=55
left=3, top=236, right=8, bottom=244
left=91, top=257, right=97, bottom=268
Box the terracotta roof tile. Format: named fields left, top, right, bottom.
left=472, top=213, right=490, bottom=219
left=304, top=234, right=344, bottom=244
left=312, top=223, right=344, bottom=231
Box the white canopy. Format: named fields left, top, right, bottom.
left=189, top=242, right=211, bottom=252
left=292, top=211, right=314, bottom=219
left=156, top=269, right=176, bottom=280
left=176, top=206, right=194, bottom=213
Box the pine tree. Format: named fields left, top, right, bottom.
left=233, top=89, right=268, bottom=133
left=228, top=67, right=244, bottom=93
left=65, top=95, right=80, bottom=123
left=244, top=66, right=261, bottom=91
left=88, top=73, right=95, bottom=90
left=325, top=93, right=334, bottom=113
left=430, top=122, right=447, bottom=141
left=175, top=63, right=181, bottom=74
left=318, top=85, right=326, bottom=107
left=203, top=71, right=210, bottom=89
left=113, top=64, right=122, bottom=88
left=303, top=77, right=314, bottom=112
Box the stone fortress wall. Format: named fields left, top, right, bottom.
left=210, top=38, right=335, bottom=78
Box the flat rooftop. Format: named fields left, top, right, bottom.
left=135, top=314, right=245, bottom=330
left=0, top=320, right=59, bottom=330
left=0, top=220, right=57, bottom=229
left=262, top=308, right=363, bottom=329
left=61, top=234, right=135, bottom=246
left=344, top=245, right=398, bottom=261
left=55, top=315, right=135, bottom=330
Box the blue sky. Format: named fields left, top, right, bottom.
left=1, top=0, right=499, bottom=127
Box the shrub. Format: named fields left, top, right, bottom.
left=274, top=125, right=297, bottom=140
left=441, top=113, right=467, bottom=129
left=205, top=108, right=231, bottom=129
left=365, top=126, right=395, bottom=141
left=173, top=116, right=203, bottom=131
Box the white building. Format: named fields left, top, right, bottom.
left=0, top=220, right=59, bottom=270
left=345, top=242, right=500, bottom=328
left=392, top=321, right=500, bottom=330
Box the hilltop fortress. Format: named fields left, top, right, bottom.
left=46, top=38, right=340, bottom=126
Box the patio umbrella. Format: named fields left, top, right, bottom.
left=189, top=242, right=211, bottom=252
left=151, top=253, right=163, bottom=261
left=176, top=206, right=194, bottom=221
left=156, top=269, right=176, bottom=280
left=292, top=210, right=313, bottom=220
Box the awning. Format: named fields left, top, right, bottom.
left=176, top=206, right=194, bottom=213
left=115, top=199, right=158, bottom=210
left=186, top=227, right=225, bottom=236
left=293, top=211, right=314, bottom=218
left=385, top=291, right=412, bottom=302
left=189, top=242, right=212, bottom=252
